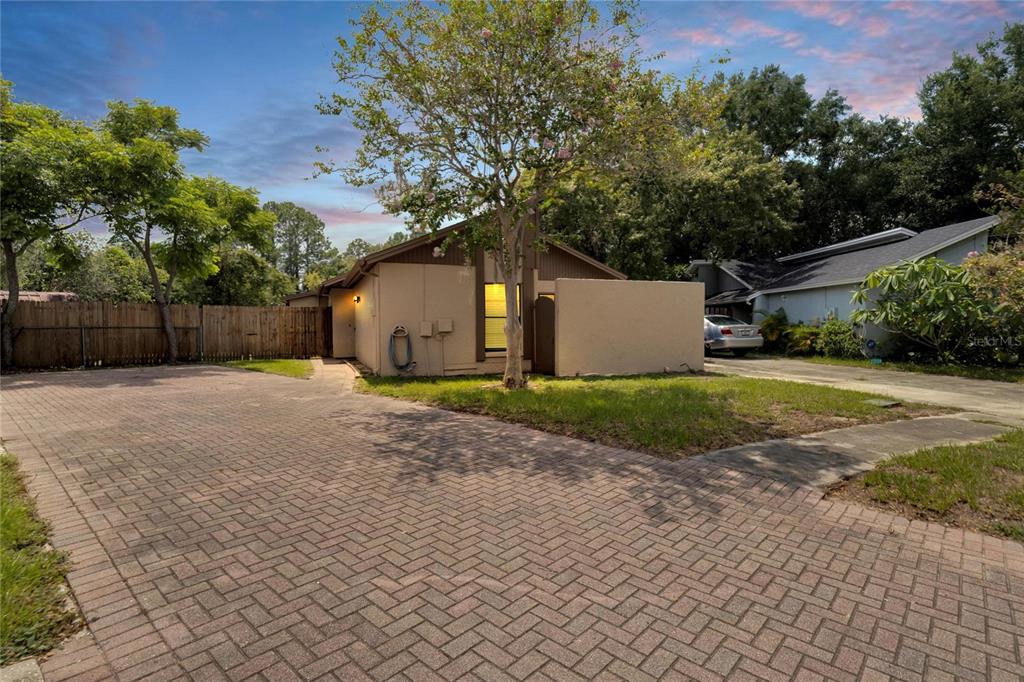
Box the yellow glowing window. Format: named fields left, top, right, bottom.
left=484, top=283, right=521, bottom=352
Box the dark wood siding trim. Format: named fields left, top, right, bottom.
left=474, top=248, right=486, bottom=362
left=382, top=239, right=467, bottom=265
left=538, top=247, right=619, bottom=280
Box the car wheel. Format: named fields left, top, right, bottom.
left=733, top=349, right=749, bottom=358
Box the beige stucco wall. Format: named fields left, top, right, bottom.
left=554, top=279, right=705, bottom=376
left=329, top=288, right=356, bottom=358
left=352, top=273, right=380, bottom=372
left=373, top=262, right=477, bottom=377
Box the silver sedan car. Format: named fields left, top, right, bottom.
left=704, top=315, right=763, bottom=357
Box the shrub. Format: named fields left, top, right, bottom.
left=786, top=325, right=820, bottom=356
left=814, top=319, right=864, bottom=358
left=963, top=244, right=1024, bottom=365
left=755, top=308, right=789, bottom=353
left=851, top=258, right=994, bottom=363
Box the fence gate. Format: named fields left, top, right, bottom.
left=533, top=296, right=555, bottom=375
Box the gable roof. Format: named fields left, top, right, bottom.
left=320, top=219, right=625, bottom=291
left=750, top=215, right=997, bottom=298
left=718, top=260, right=790, bottom=290
left=775, top=227, right=918, bottom=264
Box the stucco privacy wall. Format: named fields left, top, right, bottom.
left=554, top=279, right=704, bottom=377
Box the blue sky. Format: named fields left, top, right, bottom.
left=3, top=1, right=1021, bottom=248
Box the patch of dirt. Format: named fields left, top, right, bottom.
left=827, top=476, right=1024, bottom=542
left=763, top=404, right=945, bottom=441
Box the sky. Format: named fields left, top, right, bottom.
left=3, top=0, right=1022, bottom=249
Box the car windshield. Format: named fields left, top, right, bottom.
left=705, top=316, right=748, bottom=326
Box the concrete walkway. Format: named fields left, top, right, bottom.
left=706, top=357, right=1024, bottom=425
left=312, top=358, right=358, bottom=393
left=693, top=414, right=1010, bottom=488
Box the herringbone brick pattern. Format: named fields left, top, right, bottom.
left=1, top=365, right=1021, bottom=681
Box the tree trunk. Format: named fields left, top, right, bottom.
left=141, top=243, right=178, bottom=362
left=1, top=239, right=20, bottom=370
left=500, top=254, right=526, bottom=389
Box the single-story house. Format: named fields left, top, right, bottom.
left=692, top=215, right=997, bottom=327
left=304, top=221, right=705, bottom=377
left=284, top=290, right=329, bottom=308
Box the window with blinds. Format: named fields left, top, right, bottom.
left=484, top=283, right=521, bottom=352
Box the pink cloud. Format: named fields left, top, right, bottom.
left=311, top=204, right=405, bottom=228
left=842, top=76, right=922, bottom=120
left=797, top=46, right=873, bottom=67
left=731, top=17, right=804, bottom=49
left=885, top=0, right=1009, bottom=21
left=672, top=27, right=731, bottom=47
left=775, top=1, right=892, bottom=37
left=861, top=16, right=891, bottom=37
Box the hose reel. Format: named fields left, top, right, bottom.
left=389, top=325, right=415, bottom=371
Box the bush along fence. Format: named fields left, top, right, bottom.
left=5, top=301, right=329, bottom=370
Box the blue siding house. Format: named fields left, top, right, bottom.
left=692, top=216, right=998, bottom=330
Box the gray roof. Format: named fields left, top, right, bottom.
left=717, top=260, right=789, bottom=290
left=704, top=288, right=751, bottom=305
left=751, top=216, right=997, bottom=296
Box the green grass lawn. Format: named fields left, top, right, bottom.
left=361, top=374, right=936, bottom=458
left=797, top=355, right=1024, bottom=383
left=222, top=358, right=314, bottom=379
left=839, top=430, right=1024, bottom=540
left=0, top=454, right=80, bottom=664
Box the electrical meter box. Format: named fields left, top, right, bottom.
left=437, top=318, right=454, bottom=333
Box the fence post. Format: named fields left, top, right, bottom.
left=80, top=322, right=86, bottom=368
left=198, top=306, right=204, bottom=362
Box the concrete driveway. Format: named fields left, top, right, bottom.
left=706, top=357, right=1024, bottom=424
left=2, top=366, right=1022, bottom=681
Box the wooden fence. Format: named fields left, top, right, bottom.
left=7, top=301, right=327, bottom=370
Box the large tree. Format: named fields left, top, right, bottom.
left=722, top=70, right=915, bottom=249
left=98, top=100, right=273, bottom=360
left=544, top=130, right=800, bottom=278
left=0, top=82, right=107, bottom=366
left=263, top=201, right=336, bottom=289
left=319, top=0, right=676, bottom=387
left=8, top=234, right=157, bottom=303
left=901, top=23, right=1024, bottom=230
left=179, top=246, right=295, bottom=306
left=721, top=65, right=812, bottom=159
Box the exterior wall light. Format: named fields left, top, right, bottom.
left=353, top=295, right=361, bottom=303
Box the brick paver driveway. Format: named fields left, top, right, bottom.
left=2, top=366, right=1022, bottom=682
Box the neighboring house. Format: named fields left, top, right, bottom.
left=284, top=290, right=329, bottom=308
left=313, top=220, right=630, bottom=376
left=0, top=290, right=79, bottom=303
left=692, top=216, right=997, bottom=329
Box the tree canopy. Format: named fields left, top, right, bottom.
left=0, top=81, right=114, bottom=365
left=263, top=201, right=336, bottom=289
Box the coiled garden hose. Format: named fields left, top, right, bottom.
left=389, top=328, right=414, bottom=371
